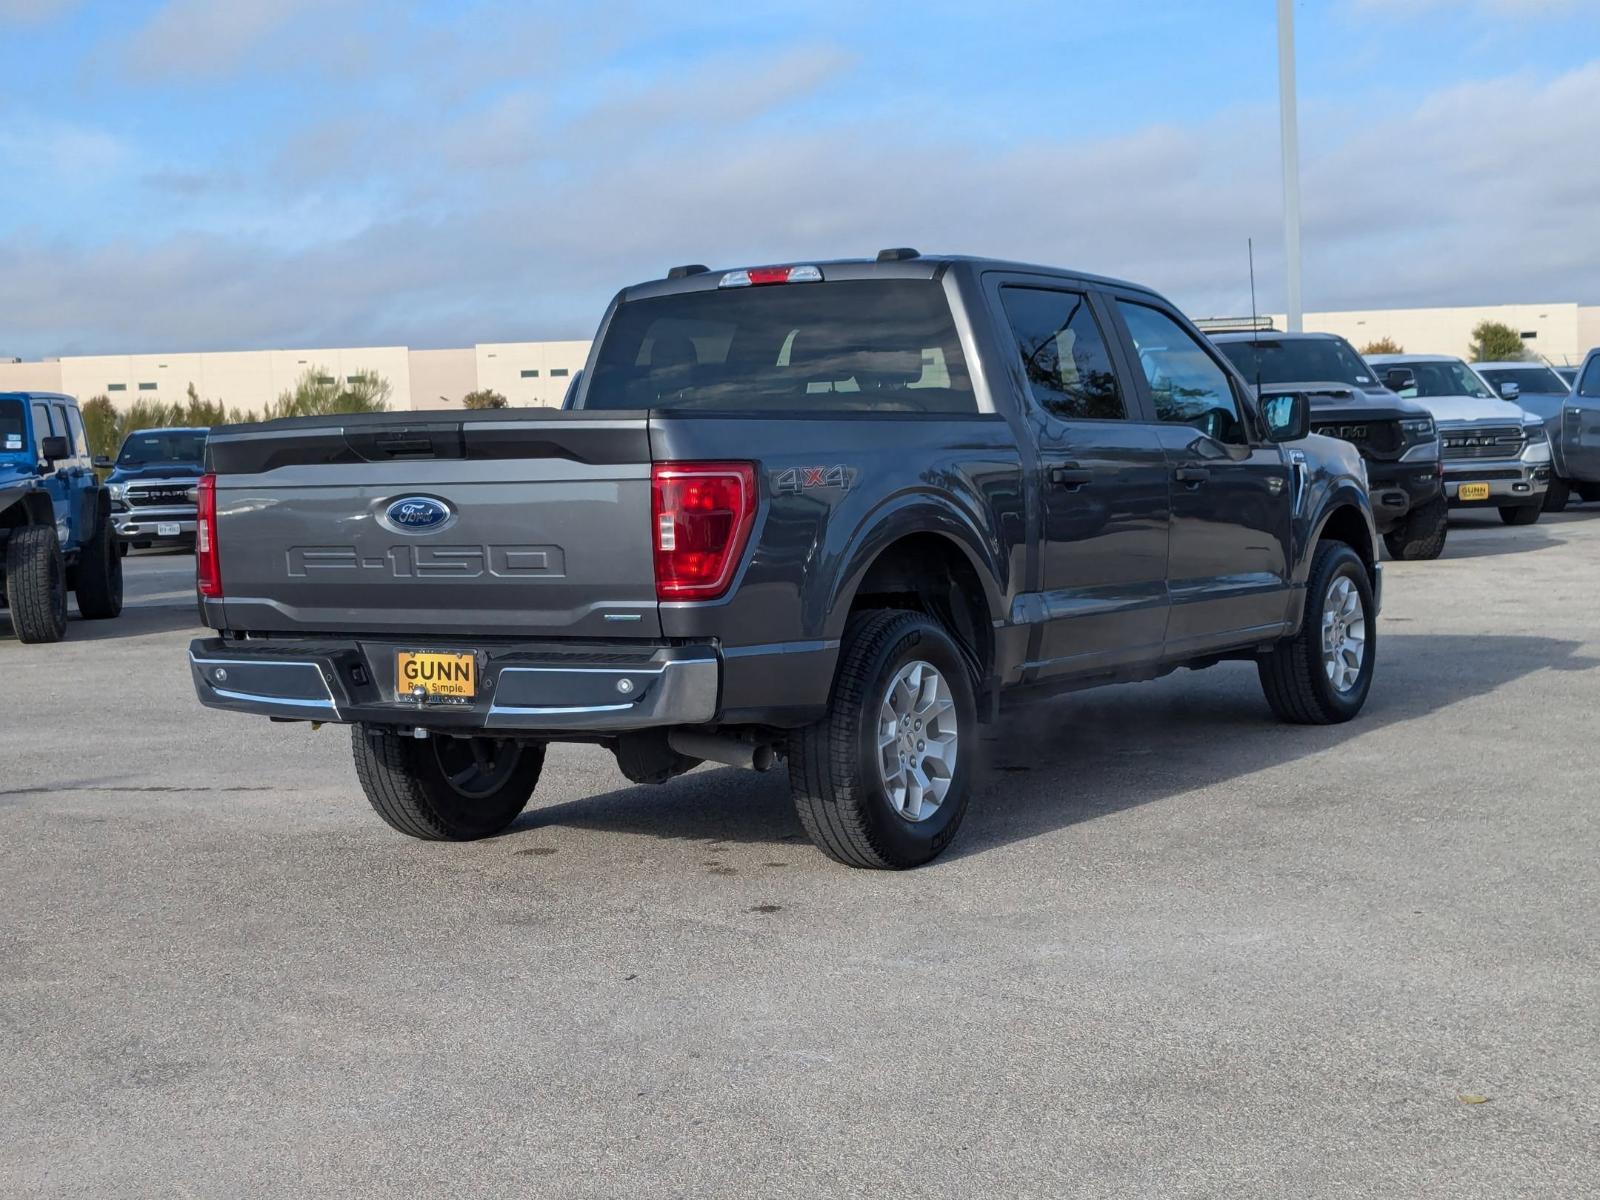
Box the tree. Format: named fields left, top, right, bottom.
left=1361, top=336, right=1404, bottom=355
left=1471, top=321, right=1526, bottom=363
left=263, top=367, right=392, bottom=420
left=79, top=395, right=121, bottom=463
left=461, top=389, right=509, bottom=409
left=180, top=381, right=231, bottom=427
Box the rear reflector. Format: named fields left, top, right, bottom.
left=651, top=462, right=757, bottom=600
left=196, top=473, right=221, bottom=597
left=719, top=265, right=823, bottom=288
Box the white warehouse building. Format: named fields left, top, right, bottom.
left=0, top=340, right=594, bottom=413
left=1259, top=302, right=1600, bottom=366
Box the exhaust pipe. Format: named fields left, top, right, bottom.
left=668, top=730, right=776, bottom=772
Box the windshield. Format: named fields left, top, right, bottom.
left=0, top=399, right=26, bottom=454
left=117, top=429, right=207, bottom=466
left=581, top=279, right=975, bottom=413
left=1385, top=359, right=1495, bottom=400
left=1215, top=337, right=1378, bottom=389
left=1477, top=366, right=1570, bottom=395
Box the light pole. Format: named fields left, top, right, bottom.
left=1278, top=0, right=1303, bottom=332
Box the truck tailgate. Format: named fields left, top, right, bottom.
left=207, top=412, right=661, bottom=639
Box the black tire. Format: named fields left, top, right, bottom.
left=1499, top=503, right=1541, bottom=526
left=4, top=525, right=68, bottom=644
left=1258, top=540, right=1376, bottom=725
left=1382, top=496, right=1448, bottom=561
left=75, top=507, right=124, bottom=620
left=788, top=609, right=977, bottom=869
left=351, top=725, right=545, bottom=841
left=1576, top=483, right=1600, bottom=503
left=1542, top=477, right=1571, bottom=513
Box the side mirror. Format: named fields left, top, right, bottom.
left=93, top=455, right=113, bottom=469
left=40, top=435, right=70, bottom=462
left=1384, top=368, right=1415, bottom=392
left=1500, top=381, right=1521, bottom=400
left=1261, top=391, right=1310, bottom=443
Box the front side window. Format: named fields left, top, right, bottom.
left=65, top=406, right=89, bottom=457
left=583, top=279, right=976, bottom=414
left=1580, top=358, right=1600, bottom=399
left=1118, top=302, right=1247, bottom=444
left=999, top=287, right=1124, bottom=421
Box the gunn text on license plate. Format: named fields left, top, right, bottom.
left=396, top=651, right=476, bottom=700
left=1458, top=482, right=1491, bottom=501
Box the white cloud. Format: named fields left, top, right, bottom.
left=119, top=0, right=331, bottom=77
left=1, top=56, right=1596, bottom=355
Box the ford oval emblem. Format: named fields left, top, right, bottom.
left=383, top=495, right=452, bottom=533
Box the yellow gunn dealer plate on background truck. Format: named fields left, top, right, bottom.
left=397, top=651, right=476, bottom=700
left=1458, top=482, right=1491, bottom=501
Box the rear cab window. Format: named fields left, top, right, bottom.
left=580, top=279, right=976, bottom=414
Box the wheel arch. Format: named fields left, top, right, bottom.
left=827, top=503, right=1005, bottom=684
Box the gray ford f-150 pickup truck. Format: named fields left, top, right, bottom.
left=188, top=251, right=1382, bottom=868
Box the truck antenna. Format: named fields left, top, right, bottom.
left=1248, top=238, right=1264, bottom=393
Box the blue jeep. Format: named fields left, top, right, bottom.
left=0, top=391, right=124, bottom=642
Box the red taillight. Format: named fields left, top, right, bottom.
left=196, top=473, right=221, bottom=597
left=651, top=462, right=757, bottom=600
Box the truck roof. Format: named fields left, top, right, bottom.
left=0, top=391, right=78, bottom=404
left=619, top=252, right=1164, bottom=304
left=1209, top=331, right=1348, bottom=344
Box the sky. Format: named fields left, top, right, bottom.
left=1, top=0, right=1597, bottom=358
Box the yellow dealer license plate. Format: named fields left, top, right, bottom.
left=396, top=651, right=476, bottom=700
left=1458, top=482, right=1491, bottom=501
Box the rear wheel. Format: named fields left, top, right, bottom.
left=5, top=526, right=68, bottom=643
left=788, top=609, right=977, bottom=869
left=75, top=509, right=124, bottom=620
left=1542, top=477, right=1571, bottom=512
left=1382, top=496, right=1448, bottom=561
left=1258, top=540, right=1375, bottom=725
left=1499, top=503, right=1541, bottom=526
left=1576, top=483, right=1600, bottom=503
left=351, top=726, right=545, bottom=840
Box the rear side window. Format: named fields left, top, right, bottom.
left=1118, top=302, right=1247, bottom=444
left=999, top=287, right=1124, bottom=421
left=582, top=280, right=976, bottom=414
left=1577, top=359, right=1600, bottom=398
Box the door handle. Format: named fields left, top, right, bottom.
left=1048, top=464, right=1093, bottom=490
left=1174, top=467, right=1211, bottom=486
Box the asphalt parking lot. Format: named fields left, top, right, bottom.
left=4, top=516, right=1599, bottom=1199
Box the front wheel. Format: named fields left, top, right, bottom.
left=1382, top=496, right=1448, bottom=561
left=1542, top=477, right=1571, bottom=512
left=351, top=726, right=545, bottom=840
left=788, top=609, right=977, bottom=869
left=5, top=526, right=68, bottom=643
left=1258, top=540, right=1376, bottom=725
left=1499, top=503, right=1541, bottom=526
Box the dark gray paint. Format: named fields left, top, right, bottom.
left=193, top=255, right=1378, bottom=734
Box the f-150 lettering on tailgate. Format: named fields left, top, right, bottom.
left=286, top=545, right=566, bottom=579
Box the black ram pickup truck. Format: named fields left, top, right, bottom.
left=189, top=252, right=1382, bottom=868
left=1211, top=331, right=1448, bottom=560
